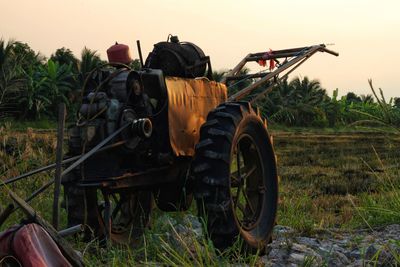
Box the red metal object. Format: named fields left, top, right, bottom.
left=0, top=224, right=73, bottom=267
left=107, top=42, right=132, bottom=64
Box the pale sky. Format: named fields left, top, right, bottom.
left=1, top=0, right=399, bottom=98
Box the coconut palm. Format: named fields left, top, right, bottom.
left=212, top=69, right=227, bottom=82
left=11, top=41, right=45, bottom=69
left=78, top=47, right=104, bottom=87
left=360, top=94, right=374, bottom=104
left=0, top=39, right=24, bottom=118
left=261, top=76, right=328, bottom=126
left=345, top=92, right=362, bottom=104
left=51, top=47, right=79, bottom=73
left=261, top=78, right=297, bottom=124
left=290, top=76, right=326, bottom=106
left=0, top=38, right=14, bottom=67
left=226, top=67, right=254, bottom=97
left=289, top=77, right=327, bottom=125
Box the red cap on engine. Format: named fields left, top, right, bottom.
left=107, top=42, right=132, bottom=64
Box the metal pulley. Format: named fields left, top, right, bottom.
left=119, top=109, right=152, bottom=151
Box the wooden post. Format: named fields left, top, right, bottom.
left=52, top=103, right=66, bottom=230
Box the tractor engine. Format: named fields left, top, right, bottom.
left=66, top=37, right=222, bottom=183
left=64, top=38, right=226, bottom=213
left=66, top=46, right=171, bottom=181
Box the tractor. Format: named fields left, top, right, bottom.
left=2, top=35, right=338, bottom=253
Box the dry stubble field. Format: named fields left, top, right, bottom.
left=0, top=126, right=399, bottom=264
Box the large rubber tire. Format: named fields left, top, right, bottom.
left=192, top=102, right=278, bottom=252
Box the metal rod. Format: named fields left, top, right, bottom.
left=137, top=40, right=144, bottom=69
left=1, top=139, right=126, bottom=219
left=228, top=45, right=322, bottom=101
left=26, top=179, right=54, bottom=202
left=221, top=54, right=250, bottom=83
left=0, top=157, right=77, bottom=187
left=61, top=122, right=131, bottom=177
left=249, top=46, right=311, bottom=58
left=24, top=123, right=132, bottom=203
left=58, top=224, right=84, bottom=238
left=1, top=124, right=132, bottom=221
left=225, top=72, right=270, bottom=81
left=1, top=140, right=127, bottom=187
left=247, top=51, right=309, bottom=61
left=320, top=46, right=339, bottom=56
left=250, top=56, right=312, bottom=103
left=53, top=103, right=66, bottom=230
left=223, top=44, right=338, bottom=100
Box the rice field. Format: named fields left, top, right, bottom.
left=0, top=126, right=399, bottom=264
left=274, top=130, right=400, bottom=232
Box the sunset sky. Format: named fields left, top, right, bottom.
left=1, top=0, right=399, bottom=98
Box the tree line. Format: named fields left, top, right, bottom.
left=0, top=39, right=139, bottom=120
left=215, top=70, right=400, bottom=128
left=1, top=38, right=399, bottom=127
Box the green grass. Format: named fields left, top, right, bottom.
left=273, top=130, right=400, bottom=231
left=0, top=125, right=399, bottom=265
left=0, top=117, right=57, bottom=131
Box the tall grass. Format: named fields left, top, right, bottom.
left=348, top=80, right=400, bottom=265
left=350, top=80, right=400, bottom=227
left=351, top=79, right=400, bottom=132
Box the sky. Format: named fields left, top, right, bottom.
left=1, top=0, right=400, bottom=98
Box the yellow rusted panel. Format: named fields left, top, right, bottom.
left=166, top=77, right=227, bottom=156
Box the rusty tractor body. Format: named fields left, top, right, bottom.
left=2, top=35, right=338, bottom=253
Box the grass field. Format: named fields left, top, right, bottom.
left=0, top=125, right=399, bottom=265
left=274, top=130, right=400, bottom=232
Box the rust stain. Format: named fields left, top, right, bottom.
left=166, top=77, right=227, bottom=156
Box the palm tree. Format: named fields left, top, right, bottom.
left=79, top=48, right=103, bottom=78
left=51, top=47, right=79, bottom=73
left=0, top=39, right=24, bottom=118
left=11, top=41, right=45, bottom=69
left=345, top=92, right=362, bottom=104
left=212, top=69, right=227, bottom=82
left=360, top=94, right=374, bottom=104
left=261, top=78, right=297, bottom=124
left=261, top=76, right=328, bottom=126
left=0, top=38, right=14, bottom=67
left=394, top=98, right=400, bottom=109
left=289, top=77, right=327, bottom=126
left=226, top=67, right=253, bottom=97
left=290, top=76, right=326, bottom=106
